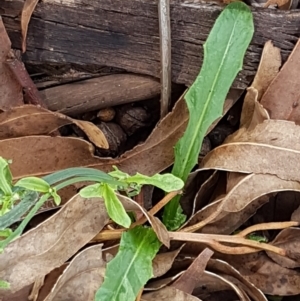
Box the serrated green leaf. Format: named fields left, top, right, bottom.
left=102, top=184, right=131, bottom=228
left=125, top=173, right=184, bottom=192
left=109, top=166, right=184, bottom=192
left=0, top=157, right=12, bottom=195
left=15, top=177, right=50, bottom=193
left=95, top=226, right=160, bottom=301
left=163, top=2, right=254, bottom=230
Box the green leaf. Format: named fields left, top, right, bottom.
left=0, top=280, right=10, bottom=289
left=42, top=167, right=119, bottom=186
left=50, top=189, right=61, bottom=206
left=126, top=173, right=184, bottom=192
left=0, top=193, right=50, bottom=251
left=15, top=177, right=51, bottom=193
left=95, top=226, right=160, bottom=301
left=79, top=183, right=102, bottom=198
left=109, top=166, right=184, bottom=192
left=102, top=184, right=131, bottom=228
left=0, top=228, right=12, bottom=238
left=163, top=2, right=254, bottom=230
left=0, top=191, right=38, bottom=229
left=0, top=157, right=12, bottom=195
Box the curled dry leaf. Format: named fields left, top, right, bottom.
left=118, top=194, right=170, bottom=247
left=260, top=39, right=300, bottom=123
left=5, top=88, right=241, bottom=180
left=184, top=172, right=300, bottom=234
left=0, top=195, right=109, bottom=296
left=0, top=105, right=108, bottom=148
left=207, top=259, right=267, bottom=301
left=201, top=120, right=300, bottom=182
left=194, top=270, right=249, bottom=301
left=267, top=227, right=300, bottom=268
left=0, top=20, right=23, bottom=111
left=240, top=40, right=281, bottom=128
left=1, top=136, right=114, bottom=179
left=21, top=0, right=39, bottom=52
left=142, top=286, right=201, bottom=301
left=171, top=248, right=214, bottom=294
left=44, top=245, right=106, bottom=301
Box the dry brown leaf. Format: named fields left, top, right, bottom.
left=0, top=20, right=23, bottom=111
left=118, top=194, right=170, bottom=247
left=152, top=246, right=184, bottom=278
left=0, top=105, right=70, bottom=139
left=172, top=248, right=214, bottom=294
left=218, top=252, right=300, bottom=295
left=0, top=195, right=109, bottom=295
left=207, top=259, right=267, bottom=301
left=260, top=39, right=300, bottom=123
left=201, top=120, right=300, bottom=182
left=184, top=172, right=300, bottom=234
left=44, top=245, right=106, bottom=301
left=240, top=41, right=281, bottom=128
left=21, top=0, right=39, bottom=53
left=194, top=270, right=249, bottom=301
left=0, top=105, right=108, bottom=148
left=267, top=227, right=300, bottom=268
left=142, top=287, right=200, bottom=301
left=1, top=136, right=114, bottom=179
left=7, top=94, right=187, bottom=179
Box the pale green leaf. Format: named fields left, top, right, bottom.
left=79, top=183, right=102, bottom=198
left=0, top=157, right=12, bottom=195
left=95, top=226, right=160, bottom=301
left=15, top=177, right=51, bottom=193
left=125, top=173, right=184, bottom=192
left=164, top=2, right=254, bottom=230
left=0, top=280, right=10, bottom=289
left=102, top=184, right=131, bottom=228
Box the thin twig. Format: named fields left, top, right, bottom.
left=158, top=0, right=171, bottom=118
left=235, top=221, right=299, bottom=238
left=132, top=190, right=181, bottom=227
left=169, top=231, right=287, bottom=256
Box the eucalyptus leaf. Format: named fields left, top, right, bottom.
left=95, top=226, right=160, bottom=301
left=102, top=184, right=131, bottom=228
left=164, top=2, right=254, bottom=230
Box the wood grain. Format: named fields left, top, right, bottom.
left=2, top=0, right=300, bottom=89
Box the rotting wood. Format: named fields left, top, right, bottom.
left=39, top=74, right=161, bottom=116
left=2, top=0, right=300, bottom=89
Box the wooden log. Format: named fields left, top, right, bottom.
left=39, top=74, right=161, bottom=116
left=2, top=0, right=300, bottom=89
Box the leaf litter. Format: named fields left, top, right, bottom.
left=2, top=2, right=300, bottom=301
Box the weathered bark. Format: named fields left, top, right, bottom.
left=40, top=74, right=161, bottom=116
left=2, top=0, right=300, bottom=89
